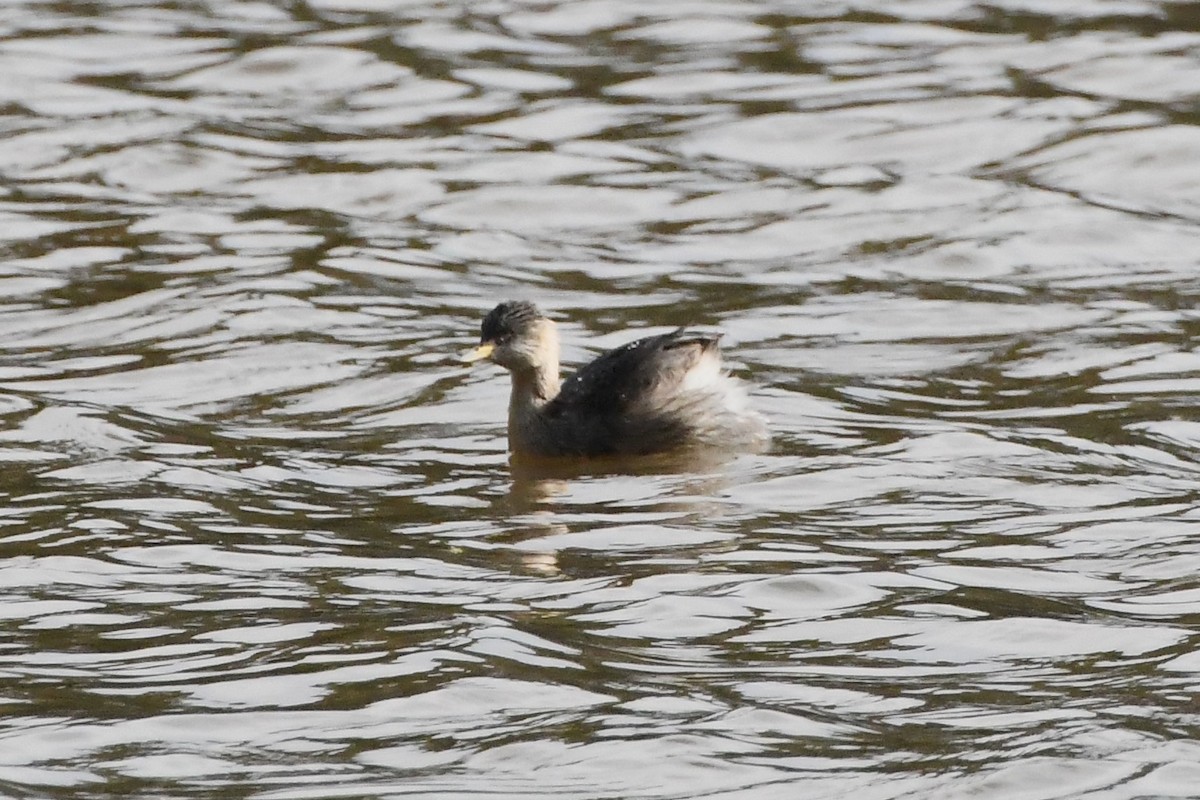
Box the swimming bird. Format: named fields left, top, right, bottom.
left=464, top=301, right=767, bottom=458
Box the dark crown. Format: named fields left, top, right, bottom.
left=481, top=301, right=543, bottom=343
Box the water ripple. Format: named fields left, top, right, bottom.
left=0, top=0, right=1198, bottom=797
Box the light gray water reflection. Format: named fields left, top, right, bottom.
left=1, top=0, right=1199, bottom=797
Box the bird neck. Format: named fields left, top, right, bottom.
left=509, top=363, right=561, bottom=409
left=510, top=319, right=562, bottom=408
left=506, top=365, right=560, bottom=455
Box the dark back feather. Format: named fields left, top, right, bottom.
left=543, top=329, right=723, bottom=455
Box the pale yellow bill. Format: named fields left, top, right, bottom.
left=461, top=342, right=495, bottom=364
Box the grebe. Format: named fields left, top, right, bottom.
left=465, top=301, right=767, bottom=458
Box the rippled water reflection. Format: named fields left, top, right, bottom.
left=1, top=0, right=1199, bottom=797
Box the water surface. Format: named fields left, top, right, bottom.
left=1, top=0, right=1199, bottom=797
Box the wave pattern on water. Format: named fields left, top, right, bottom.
left=0, top=0, right=1198, bottom=797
